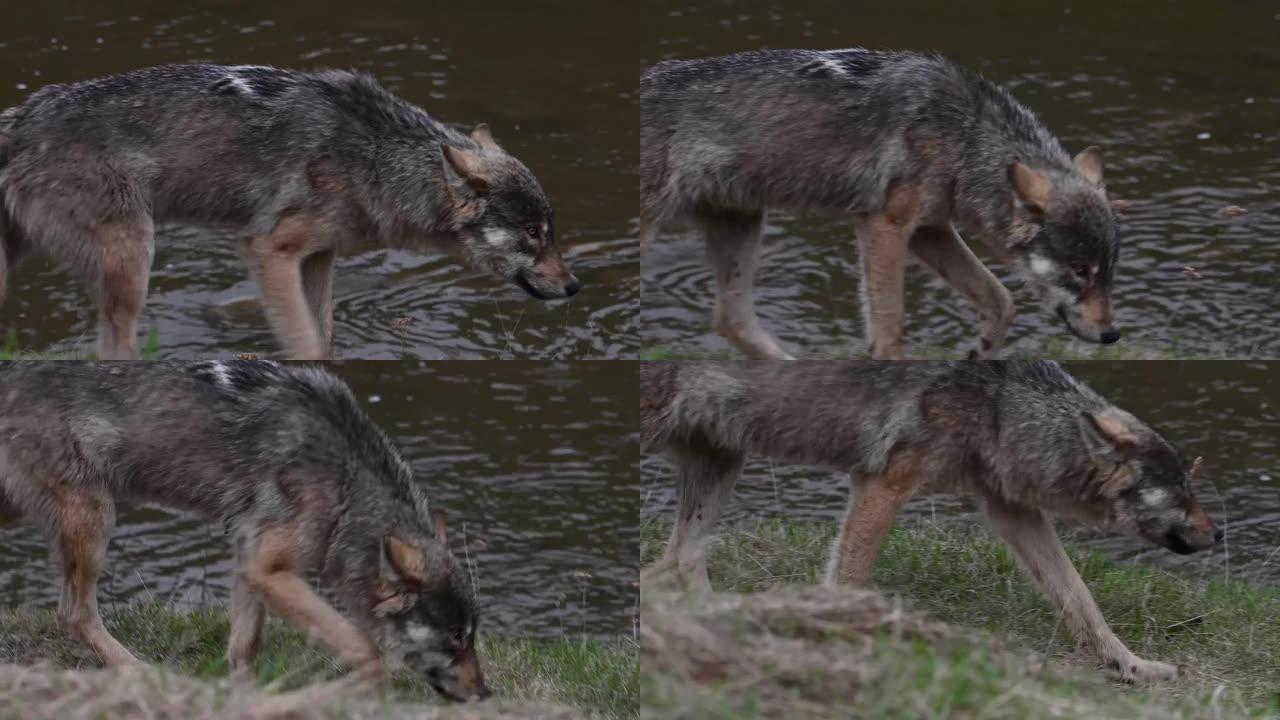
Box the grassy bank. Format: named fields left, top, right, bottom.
left=0, top=603, right=637, bottom=719
left=639, top=337, right=1206, bottom=361
left=640, top=520, right=1280, bottom=719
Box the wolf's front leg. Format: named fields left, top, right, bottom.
left=242, top=526, right=383, bottom=681
left=699, top=210, right=794, bottom=360
left=245, top=232, right=327, bottom=360
left=854, top=214, right=914, bottom=360
left=982, top=496, right=1178, bottom=683
left=301, top=250, right=337, bottom=360
left=908, top=225, right=1014, bottom=359
left=225, top=576, right=266, bottom=686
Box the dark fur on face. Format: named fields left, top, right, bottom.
left=1079, top=409, right=1220, bottom=554
left=376, top=531, right=488, bottom=701
left=1006, top=156, right=1121, bottom=344
left=442, top=127, right=580, bottom=300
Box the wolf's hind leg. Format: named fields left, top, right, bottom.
left=909, top=225, right=1014, bottom=359
left=827, top=455, right=920, bottom=587
left=982, top=495, right=1178, bottom=683
left=55, top=491, right=140, bottom=667
left=646, top=440, right=743, bottom=593
left=699, top=210, right=794, bottom=360
left=94, top=220, right=155, bottom=360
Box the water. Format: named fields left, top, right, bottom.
left=0, top=362, right=640, bottom=639
left=642, top=362, right=1280, bottom=586
left=640, top=0, right=1280, bottom=359
left=0, top=1, right=638, bottom=359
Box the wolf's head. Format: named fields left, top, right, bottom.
left=1079, top=408, right=1221, bottom=555
left=1004, top=148, right=1119, bottom=344
left=375, top=515, right=488, bottom=702
left=441, top=125, right=580, bottom=300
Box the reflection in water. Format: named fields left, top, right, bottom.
left=640, top=0, right=1280, bottom=358
left=0, top=1, right=638, bottom=358
left=0, top=362, right=639, bottom=638
left=642, top=362, right=1280, bottom=585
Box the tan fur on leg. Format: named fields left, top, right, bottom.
left=95, top=221, right=155, bottom=360
left=910, top=225, right=1014, bottom=358
left=827, top=454, right=921, bottom=586
left=300, top=250, right=336, bottom=360
left=854, top=186, right=919, bottom=360
left=226, top=577, right=265, bottom=685
left=983, top=495, right=1177, bottom=683
left=245, top=216, right=328, bottom=359
left=244, top=526, right=382, bottom=681
left=56, top=492, right=140, bottom=667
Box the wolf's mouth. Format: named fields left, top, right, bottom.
left=1162, top=529, right=1199, bottom=555
left=515, top=270, right=564, bottom=300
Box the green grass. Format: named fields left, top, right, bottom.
left=640, top=337, right=1205, bottom=361
left=0, top=327, right=161, bottom=360
left=0, top=602, right=637, bottom=719
left=641, top=520, right=1280, bottom=719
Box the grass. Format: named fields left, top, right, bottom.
left=0, top=327, right=161, bottom=360
left=641, top=520, right=1280, bottom=719
left=639, top=337, right=1205, bottom=361
left=0, top=602, right=637, bottom=719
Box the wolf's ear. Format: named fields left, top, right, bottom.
left=1008, top=162, right=1051, bottom=217
left=383, top=534, right=429, bottom=585
left=442, top=145, right=491, bottom=194
left=1073, top=146, right=1104, bottom=186
left=431, top=508, right=448, bottom=544
left=470, top=123, right=500, bottom=151
left=1080, top=408, right=1139, bottom=460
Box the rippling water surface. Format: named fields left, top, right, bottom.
left=642, top=362, right=1280, bottom=585
left=1, top=362, right=640, bottom=638
left=641, top=0, right=1280, bottom=358
left=0, top=1, right=638, bottom=358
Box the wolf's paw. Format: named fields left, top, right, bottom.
left=1113, top=656, right=1178, bottom=683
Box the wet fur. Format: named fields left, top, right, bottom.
left=641, top=360, right=1220, bottom=683
left=0, top=64, right=577, bottom=359
left=641, top=49, right=1120, bottom=359
left=0, top=361, right=487, bottom=700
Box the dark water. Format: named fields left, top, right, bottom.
left=0, top=1, right=638, bottom=359
left=642, top=362, right=1280, bottom=587
left=640, top=0, right=1280, bottom=359
left=0, top=362, right=640, bottom=639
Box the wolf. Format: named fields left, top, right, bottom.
left=0, top=64, right=580, bottom=360
left=0, top=361, right=488, bottom=701
left=640, top=360, right=1222, bottom=683
left=641, top=49, right=1120, bottom=359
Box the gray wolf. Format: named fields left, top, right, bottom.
left=641, top=49, right=1120, bottom=359
left=0, top=361, right=488, bottom=701
left=0, top=64, right=580, bottom=360
left=640, top=360, right=1221, bottom=682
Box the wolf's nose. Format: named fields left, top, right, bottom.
left=564, top=278, right=581, bottom=297
left=1214, top=528, right=1224, bottom=543
left=1100, top=329, right=1121, bottom=344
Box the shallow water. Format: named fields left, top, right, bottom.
left=0, top=1, right=638, bottom=359
left=642, top=362, right=1280, bottom=586
left=0, top=362, right=639, bottom=639
left=640, top=0, right=1280, bottom=358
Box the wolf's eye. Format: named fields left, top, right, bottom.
left=524, top=226, right=540, bottom=239
left=1071, top=263, right=1091, bottom=279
